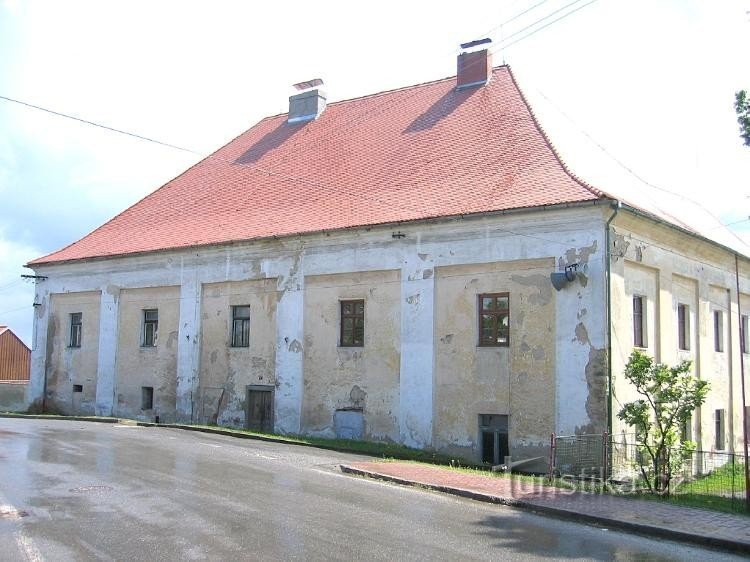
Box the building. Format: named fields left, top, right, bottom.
left=0, top=325, right=30, bottom=382
left=0, top=326, right=30, bottom=412
left=25, top=43, right=749, bottom=465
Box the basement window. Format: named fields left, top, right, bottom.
left=340, top=300, right=364, bottom=347
left=141, top=386, right=154, bottom=410
left=73, top=384, right=83, bottom=393
left=142, top=309, right=158, bottom=347
left=231, top=305, right=250, bottom=347
left=69, top=312, right=82, bottom=348
left=478, top=293, right=509, bottom=347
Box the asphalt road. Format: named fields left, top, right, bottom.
left=0, top=419, right=743, bottom=561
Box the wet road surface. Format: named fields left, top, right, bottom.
left=0, top=418, right=744, bottom=561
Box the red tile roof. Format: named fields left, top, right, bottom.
left=30, top=66, right=605, bottom=265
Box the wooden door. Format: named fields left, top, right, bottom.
left=246, top=386, right=274, bottom=432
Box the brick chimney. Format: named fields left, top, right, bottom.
left=456, top=39, right=492, bottom=90
left=288, top=78, right=327, bottom=123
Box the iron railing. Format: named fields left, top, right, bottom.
left=548, top=432, right=748, bottom=512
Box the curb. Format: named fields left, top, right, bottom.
left=0, top=413, right=120, bottom=423
left=339, top=464, right=750, bottom=555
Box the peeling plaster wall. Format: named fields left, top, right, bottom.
left=610, top=213, right=750, bottom=453
left=114, top=286, right=180, bottom=422
left=434, top=259, right=555, bottom=461
left=302, top=270, right=401, bottom=441
left=45, top=291, right=101, bottom=414
left=198, top=279, right=278, bottom=427
left=30, top=205, right=610, bottom=460
left=555, top=234, right=609, bottom=437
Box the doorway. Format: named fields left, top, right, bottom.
left=479, top=414, right=509, bottom=465
left=246, top=385, right=274, bottom=432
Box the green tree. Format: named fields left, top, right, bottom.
left=736, top=90, right=750, bottom=147
left=617, top=350, right=709, bottom=495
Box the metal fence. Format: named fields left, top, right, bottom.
left=549, top=433, right=749, bottom=512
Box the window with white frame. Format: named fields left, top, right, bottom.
left=69, top=312, right=82, bottom=348
left=142, top=309, right=158, bottom=347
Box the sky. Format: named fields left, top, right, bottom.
left=1, top=0, right=749, bottom=346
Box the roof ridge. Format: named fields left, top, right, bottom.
left=261, top=64, right=514, bottom=120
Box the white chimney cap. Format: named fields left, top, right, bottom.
left=293, top=78, right=324, bottom=91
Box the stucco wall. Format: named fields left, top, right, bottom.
left=0, top=382, right=28, bottom=412
left=610, top=212, right=750, bottom=453
left=433, top=259, right=556, bottom=461
left=114, top=286, right=180, bottom=422
left=30, top=205, right=611, bottom=461
left=302, top=269, right=401, bottom=441
left=198, top=278, right=278, bottom=427
left=45, top=291, right=101, bottom=414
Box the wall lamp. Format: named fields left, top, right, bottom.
left=550, top=263, right=582, bottom=291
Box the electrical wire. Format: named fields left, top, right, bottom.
left=529, top=86, right=750, bottom=250
left=0, top=304, right=32, bottom=317
left=494, top=0, right=592, bottom=50
left=0, top=0, right=600, bottom=226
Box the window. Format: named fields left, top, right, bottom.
left=141, top=386, right=154, bottom=410
left=73, top=384, right=83, bottom=393
left=715, top=409, right=725, bottom=450
left=340, top=300, right=364, bottom=347
left=742, top=315, right=749, bottom=354
left=714, top=310, right=724, bottom=352
left=69, top=312, right=82, bottom=348
left=231, top=305, right=250, bottom=347
left=677, top=304, right=690, bottom=351
left=633, top=296, right=645, bottom=348
left=142, top=309, right=158, bottom=347
left=680, top=417, right=691, bottom=443
left=478, top=293, right=509, bottom=347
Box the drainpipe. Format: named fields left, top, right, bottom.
left=734, top=253, right=750, bottom=511
left=605, top=200, right=621, bottom=437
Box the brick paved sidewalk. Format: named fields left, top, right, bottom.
left=340, top=461, right=750, bottom=553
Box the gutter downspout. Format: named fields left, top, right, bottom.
left=734, top=253, right=750, bottom=511
left=605, top=200, right=621, bottom=438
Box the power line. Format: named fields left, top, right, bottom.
left=494, top=0, right=598, bottom=51
left=0, top=279, right=24, bottom=292
left=0, top=304, right=32, bottom=317
left=0, top=0, right=595, bottom=210
left=471, top=0, right=553, bottom=47
left=529, top=86, right=750, bottom=251
left=494, top=0, right=590, bottom=49
left=0, top=95, right=198, bottom=156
